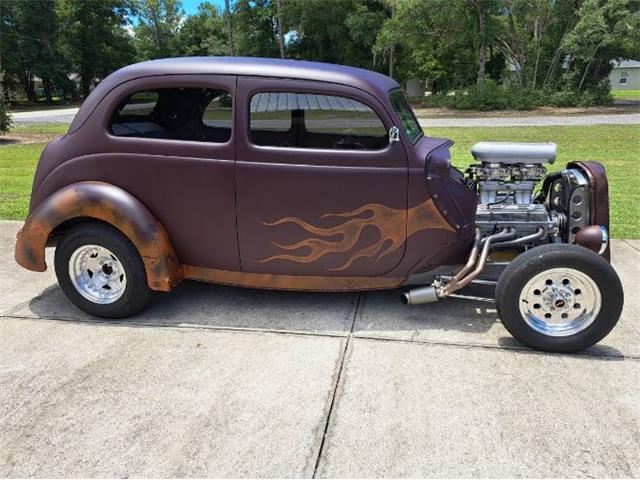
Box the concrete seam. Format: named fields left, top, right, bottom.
left=311, top=292, right=360, bottom=478
left=622, top=239, right=640, bottom=254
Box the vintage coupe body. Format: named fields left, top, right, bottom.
left=16, top=57, right=623, bottom=352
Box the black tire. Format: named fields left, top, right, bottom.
left=54, top=222, right=153, bottom=318
left=495, top=243, right=623, bottom=353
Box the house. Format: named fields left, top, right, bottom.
left=609, top=60, right=640, bottom=90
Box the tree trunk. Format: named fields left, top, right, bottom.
left=276, top=0, right=285, bottom=59
left=43, top=77, right=53, bottom=104
left=80, top=71, right=91, bottom=98
left=543, top=19, right=575, bottom=88
left=2, top=81, right=11, bottom=103
left=532, top=16, right=545, bottom=90
left=224, top=0, right=235, bottom=56
left=476, top=8, right=486, bottom=86
left=388, top=0, right=396, bottom=79
left=25, top=73, right=36, bottom=103
left=578, top=50, right=597, bottom=91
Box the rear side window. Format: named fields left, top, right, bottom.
left=110, top=87, right=232, bottom=143
left=250, top=92, right=387, bottom=150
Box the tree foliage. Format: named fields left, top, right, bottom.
left=0, top=0, right=637, bottom=107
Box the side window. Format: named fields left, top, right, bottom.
left=249, top=92, right=387, bottom=150
left=110, top=87, right=232, bottom=143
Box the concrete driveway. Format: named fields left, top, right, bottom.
left=1, top=220, right=639, bottom=477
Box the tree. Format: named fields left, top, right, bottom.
left=286, top=0, right=385, bottom=70
left=0, top=0, right=70, bottom=103
left=233, top=0, right=279, bottom=57
left=134, top=0, right=183, bottom=59
left=466, top=0, right=500, bottom=86
left=174, top=2, right=227, bottom=56
left=59, top=0, right=136, bottom=97
left=374, top=0, right=479, bottom=89
left=563, top=0, right=637, bottom=90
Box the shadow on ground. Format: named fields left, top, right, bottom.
left=22, top=280, right=500, bottom=336
left=17, top=279, right=627, bottom=358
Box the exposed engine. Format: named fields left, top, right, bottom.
left=465, top=142, right=593, bottom=247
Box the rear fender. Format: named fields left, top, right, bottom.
left=15, top=181, right=184, bottom=291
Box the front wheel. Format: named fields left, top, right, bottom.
left=54, top=222, right=152, bottom=318
left=495, top=244, right=623, bottom=352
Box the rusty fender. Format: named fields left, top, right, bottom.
left=15, top=181, right=184, bottom=291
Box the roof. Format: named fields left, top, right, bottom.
left=70, top=57, right=399, bottom=133
left=612, top=59, right=640, bottom=68
left=101, top=57, right=398, bottom=102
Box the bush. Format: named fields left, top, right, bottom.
left=418, top=81, right=611, bottom=111
left=0, top=100, right=11, bottom=134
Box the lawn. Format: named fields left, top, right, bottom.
left=611, top=89, right=640, bottom=99
left=1, top=123, right=639, bottom=237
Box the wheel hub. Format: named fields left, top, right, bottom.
left=69, top=245, right=127, bottom=304
left=519, top=267, right=601, bottom=337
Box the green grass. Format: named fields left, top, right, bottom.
left=429, top=125, right=640, bottom=238
left=611, top=89, right=640, bottom=99
left=9, top=123, right=69, bottom=135
left=1, top=124, right=639, bottom=237
left=0, top=142, right=44, bottom=219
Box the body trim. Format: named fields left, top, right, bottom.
left=183, top=265, right=405, bottom=291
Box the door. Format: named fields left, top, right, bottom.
left=235, top=77, right=408, bottom=277
left=98, top=75, right=239, bottom=270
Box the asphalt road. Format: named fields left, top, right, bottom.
left=10, top=107, right=640, bottom=127
left=1, top=220, right=639, bottom=477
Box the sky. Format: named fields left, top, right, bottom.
left=128, top=0, right=226, bottom=25
left=181, top=0, right=226, bottom=15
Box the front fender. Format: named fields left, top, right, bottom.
left=15, top=181, right=184, bottom=291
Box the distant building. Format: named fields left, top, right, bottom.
left=609, top=60, right=640, bottom=90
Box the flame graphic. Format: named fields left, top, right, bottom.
left=259, top=199, right=454, bottom=271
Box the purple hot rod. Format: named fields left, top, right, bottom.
left=15, top=57, right=623, bottom=352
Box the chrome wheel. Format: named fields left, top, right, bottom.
left=68, top=245, right=127, bottom=304
left=519, top=267, right=601, bottom=337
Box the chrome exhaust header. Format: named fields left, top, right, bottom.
left=401, top=228, right=514, bottom=305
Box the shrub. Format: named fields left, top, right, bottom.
left=416, top=81, right=611, bottom=111
left=0, top=100, right=11, bottom=134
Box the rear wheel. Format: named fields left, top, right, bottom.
left=54, top=222, right=152, bottom=318
left=495, top=244, right=623, bottom=352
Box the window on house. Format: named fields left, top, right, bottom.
left=619, top=72, right=628, bottom=85
left=110, top=87, right=232, bottom=142
left=249, top=92, right=387, bottom=150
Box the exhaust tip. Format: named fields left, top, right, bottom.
left=401, top=286, right=439, bottom=305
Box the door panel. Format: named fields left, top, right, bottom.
left=94, top=75, right=239, bottom=270
left=235, top=77, right=408, bottom=276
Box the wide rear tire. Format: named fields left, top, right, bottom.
left=495, top=244, right=623, bottom=352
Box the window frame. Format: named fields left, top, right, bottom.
left=388, top=88, right=424, bottom=145
left=247, top=90, right=390, bottom=151
left=102, top=75, right=236, bottom=152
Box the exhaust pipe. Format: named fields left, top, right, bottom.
left=401, top=228, right=513, bottom=305
left=401, top=285, right=439, bottom=305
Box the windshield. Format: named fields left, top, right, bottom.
left=389, top=90, right=423, bottom=143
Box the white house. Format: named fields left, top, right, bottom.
left=609, top=60, right=640, bottom=90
